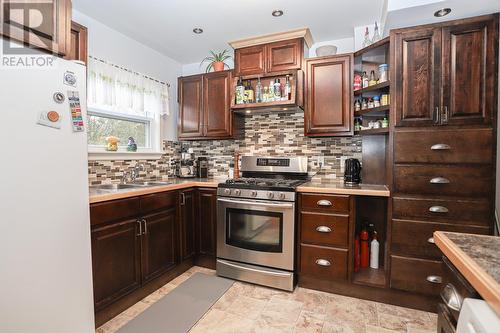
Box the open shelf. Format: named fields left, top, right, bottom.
left=354, top=81, right=390, bottom=95
left=354, top=36, right=390, bottom=57
left=355, top=105, right=390, bottom=117
left=353, top=267, right=386, bottom=288
left=354, top=128, right=389, bottom=136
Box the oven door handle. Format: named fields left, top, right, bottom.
left=217, top=259, right=293, bottom=277
left=217, top=198, right=294, bottom=209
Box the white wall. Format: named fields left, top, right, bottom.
left=182, top=57, right=235, bottom=76
left=72, top=10, right=182, bottom=141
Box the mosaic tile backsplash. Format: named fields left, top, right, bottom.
left=88, top=112, right=362, bottom=185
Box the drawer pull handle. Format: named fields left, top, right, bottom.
left=429, top=206, right=449, bottom=213
left=431, top=144, right=451, bottom=150
left=426, top=275, right=443, bottom=284
left=315, top=259, right=331, bottom=267
left=430, top=177, right=450, bottom=184
left=317, top=200, right=332, bottom=207
left=316, top=226, right=332, bottom=233
left=440, top=283, right=463, bottom=312
left=427, top=237, right=435, bottom=244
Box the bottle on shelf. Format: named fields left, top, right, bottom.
left=360, top=225, right=370, bottom=268
left=372, top=22, right=381, bottom=43
left=255, top=77, right=263, bottom=103
left=362, top=27, right=371, bottom=48
left=284, top=75, right=292, bottom=100
left=268, top=80, right=275, bottom=101
left=262, top=86, right=269, bottom=102
left=354, top=99, right=361, bottom=112
left=369, top=70, right=377, bottom=86
left=370, top=231, right=380, bottom=269
left=235, top=77, right=245, bottom=104
left=362, top=71, right=369, bottom=88
left=244, top=81, right=254, bottom=103
left=381, top=117, right=389, bottom=128
left=274, top=79, right=282, bottom=101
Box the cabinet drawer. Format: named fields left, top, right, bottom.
left=394, top=165, right=492, bottom=197
left=391, top=219, right=490, bottom=259
left=394, top=128, right=493, bottom=164
left=390, top=255, right=443, bottom=296
left=300, top=193, right=350, bottom=213
left=140, top=191, right=177, bottom=214
left=90, top=197, right=141, bottom=226
left=301, top=212, right=349, bottom=248
left=393, top=196, right=491, bottom=226
left=300, top=244, right=348, bottom=280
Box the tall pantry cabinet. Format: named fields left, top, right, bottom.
left=389, top=14, right=498, bottom=297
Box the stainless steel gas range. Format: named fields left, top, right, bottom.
left=216, top=156, right=308, bottom=291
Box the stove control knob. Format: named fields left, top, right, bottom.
left=234, top=189, right=241, bottom=196
left=267, top=192, right=274, bottom=199
left=279, top=192, right=286, bottom=200
left=251, top=190, right=258, bottom=197
left=224, top=188, right=231, bottom=195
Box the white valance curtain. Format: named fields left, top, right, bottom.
left=87, top=56, right=170, bottom=118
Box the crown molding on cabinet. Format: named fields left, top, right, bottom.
left=228, top=28, right=314, bottom=49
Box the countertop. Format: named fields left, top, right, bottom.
left=296, top=179, right=390, bottom=197
left=89, top=178, right=221, bottom=204
left=434, top=231, right=500, bottom=315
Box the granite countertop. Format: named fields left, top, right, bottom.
left=297, top=178, right=390, bottom=197
left=89, top=178, right=223, bottom=204
left=434, top=231, right=500, bottom=315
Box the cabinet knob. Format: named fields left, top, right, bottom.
left=426, top=275, right=442, bottom=284
left=317, top=200, right=332, bottom=207
left=316, top=226, right=332, bottom=233
left=427, top=237, right=435, bottom=244
left=430, top=177, right=450, bottom=184
left=429, top=206, right=449, bottom=213
left=431, top=144, right=451, bottom=150
left=315, top=259, right=331, bottom=267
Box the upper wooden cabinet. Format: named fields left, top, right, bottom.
left=0, top=0, right=72, bottom=56
left=178, top=70, right=236, bottom=140
left=305, top=54, right=353, bottom=137
left=64, top=21, right=87, bottom=64
left=234, top=38, right=304, bottom=76
left=393, top=14, right=498, bottom=127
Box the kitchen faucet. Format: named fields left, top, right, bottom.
left=131, top=164, right=145, bottom=182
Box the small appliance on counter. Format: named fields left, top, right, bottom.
left=177, top=147, right=197, bottom=178
left=197, top=157, right=208, bottom=178
left=344, top=158, right=361, bottom=186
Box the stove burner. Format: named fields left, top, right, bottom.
left=224, top=177, right=306, bottom=189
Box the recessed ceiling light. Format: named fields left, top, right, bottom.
left=272, top=10, right=284, bottom=17
left=245, top=110, right=251, bottom=114
left=193, top=28, right=203, bottom=34
left=434, top=8, right=451, bottom=17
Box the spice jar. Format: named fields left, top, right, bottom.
left=381, top=94, right=389, bottom=106
left=373, top=95, right=381, bottom=107
left=379, top=64, right=388, bottom=82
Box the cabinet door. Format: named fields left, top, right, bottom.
left=64, top=21, right=87, bottom=64
left=393, top=27, right=441, bottom=127
left=178, top=75, right=204, bottom=139
left=441, top=17, right=497, bottom=126
left=305, top=55, right=352, bottom=136
left=234, top=45, right=266, bottom=76
left=203, top=71, right=232, bottom=138
left=179, top=189, right=196, bottom=261
left=197, top=188, right=217, bottom=257
left=0, top=0, right=71, bottom=55
left=91, top=218, right=142, bottom=311
left=266, top=39, right=303, bottom=73
left=141, top=208, right=177, bottom=283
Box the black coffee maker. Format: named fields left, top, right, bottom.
left=344, top=158, right=361, bottom=185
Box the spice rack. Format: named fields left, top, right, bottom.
left=230, top=70, right=304, bottom=113
left=353, top=36, right=390, bottom=135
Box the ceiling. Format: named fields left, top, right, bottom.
left=72, top=0, right=385, bottom=64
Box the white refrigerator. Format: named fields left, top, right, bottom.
left=0, top=55, right=95, bottom=332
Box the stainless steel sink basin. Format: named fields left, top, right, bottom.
left=91, top=184, right=141, bottom=190
left=132, top=181, right=172, bottom=186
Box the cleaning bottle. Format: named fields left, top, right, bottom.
left=354, top=235, right=360, bottom=272
left=360, top=225, right=369, bottom=268
left=370, top=231, right=380, bottom=269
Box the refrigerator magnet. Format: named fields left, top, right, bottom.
left=68, top=91, right=84, bottom=132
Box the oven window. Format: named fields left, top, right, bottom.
left=226, top=208, right=283, bottom=253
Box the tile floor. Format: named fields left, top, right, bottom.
left=96, top=266, right=437, bottom=333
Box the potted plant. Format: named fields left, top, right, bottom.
left=201, top=50, right=231, bottom=72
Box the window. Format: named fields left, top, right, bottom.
left=87, top=56, right=169, bottom=158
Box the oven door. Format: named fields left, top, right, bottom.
left=217, top=197, right=295, bottom=271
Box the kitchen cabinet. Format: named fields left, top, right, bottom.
left=178, top=70, right=237, bottom=140
left=179, top=189, right=196, bottom=261
left=393, top=14, right=497, bottom=127
left=196, top=188, right=217, bottom=268
left=64, top=21, right=87, bottom=64
left=0, top=0, right=72, bottom=56
left=234, top=38, right=304, bottom=76
left=305, top=54, right=353, bottom=136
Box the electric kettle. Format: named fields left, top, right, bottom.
left=344, top=158, right=361, bottom=185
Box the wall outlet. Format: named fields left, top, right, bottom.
left=316, top=156, right=325, bottom=168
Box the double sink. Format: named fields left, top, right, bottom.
left=91, top=181, right=172, bottom=191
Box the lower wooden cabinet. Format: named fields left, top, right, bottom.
left=179, top=189, right=196, bottom=261
left=91, top=218, right=142, bottom=311
left=196, top=188, right=218, bottom=268
left=300, top=244, right=348, bottom=280
left=390, top=255, right=444, bottom=296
